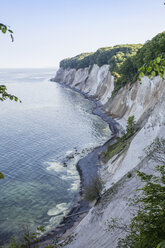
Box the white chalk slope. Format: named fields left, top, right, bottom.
left=53, top=65, right=165, bottom=248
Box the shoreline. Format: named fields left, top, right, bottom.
left=38, top=81, right=123, bottom=246
left=50, top=79, right=124, bottom=135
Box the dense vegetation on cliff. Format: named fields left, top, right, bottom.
left=60, top=31, right=165, bottom=93
left=115, top=31, right=165, bottom=92
left=60, top=44, right=142, bottom=71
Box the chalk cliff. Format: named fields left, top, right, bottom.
left=54, top=64, right=114, bottom=105
left=52, top=65, right=165, bottom=247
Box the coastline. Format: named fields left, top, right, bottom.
left=50, top=80, right=124, bottom=135
left=38, top=81, right=123, bottom=246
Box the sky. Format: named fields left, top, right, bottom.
left=0, top=0, right=164, bottom=68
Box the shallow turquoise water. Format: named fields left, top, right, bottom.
left=0, top=68, right=110, bottom=243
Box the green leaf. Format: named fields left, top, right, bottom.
left=151, top=71, right=156, bottom=76
left=142, top=66, right=145, bottom=72
left=138, top=67, right=142, bottom=72
left=0, top=172, right=4, bottom=179
left=140, top=72, right=144, bottom=78
left=147, top=66, right=152, bottom=72
left=157, top=241, right=165, bottom=248
left=8, top=29, right=13, bottom=33
left=153, top=59, right=157, bottom=65
left=157, top=57, right=161, bottom=63
left=158, top=72, right=163, bottom=78
left=154, top=64, right=159, bottom=71
left=10, top=34, right=14, bottom=42
left=2, top=27, right=7, bottom=34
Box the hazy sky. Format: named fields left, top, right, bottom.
left=0, top=0, right=164, bottom=68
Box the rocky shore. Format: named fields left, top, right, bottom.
left=38, top=81, right=122, bottom=246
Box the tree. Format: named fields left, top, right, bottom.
left=84, top=177, right=103, bottom=202
left=0, top=23, right=21, bottom=179
left=107, top=138, right=165, bottom=248
left=126, top=116, right=136, bottom=136
left=0, top=23, right=20, bottom=102
left=6, top=225, right=46, bottom=248
left=0, top=23, right=14, bottom=41
left=138, top=55, right=165, bottom=80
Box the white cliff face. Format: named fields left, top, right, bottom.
left=53, top=66, right=165, bottom=248
left=53, top=64, right=114, bottom=104
left=103, top=76, right=164, bottom=129
left=54, top=68, right=76, bottom=85
left=71, top=67, right=89, bottom=88
left=104, top=88, right=165, bottom=188
left=63, top=77, right=165, bottom=248
left=102, top=76, right=165, bottom=188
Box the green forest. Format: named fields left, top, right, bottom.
left=60, top=31, right=165, bottom=93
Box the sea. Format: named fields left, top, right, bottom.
left=0, top=68, right=110, bottom=244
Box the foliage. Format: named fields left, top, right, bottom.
left=157, top=241, right=165, bottom=248
left=0, top=23, right=14, bottom=42
left=119, top=166, right=165, bottom=247
left=60, top=44, right=142, bottom=72
left=0, top=23, right=21, bottom=178
left=0, top=172, right=4, bottom=179
left=0, top=24, right=21, bottom=103
left=126, top=116, right=136, bottom=136
left=102, top=116, right=137, bottom=163
left=60, top=52, right=93, bottom=70
left=0, top=85, right=21, bottom=102
left=60, top=31, right=165, bottom=94
left=138, top=54, right=165, bottom=80
left=134, top=32, right=165, bottom=70
left=3, top=225, right=45, bottom=248
left=102, top=137, right=127, bottom=163
left=114, top=32, right=165, bottom=93
left=107, top=138, right=165, bottom=248
left=84, top=177, right=103, bottom=202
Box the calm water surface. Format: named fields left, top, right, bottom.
left=0, top=68, right=110, bottom=243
